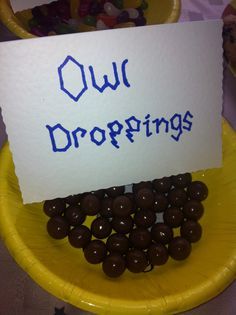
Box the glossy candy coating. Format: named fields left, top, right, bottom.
left=81, top=194, right=101, bottom=215
left=168, top=188, right=187, bottom=207
left=163, top=207, right=184, bottom=228
left=68, top=225, right=91, bottom=248
left=187, top=181, right=209, bottom=201
left=91, top=217, right=112, bottom=239
left=112, top=216, right=134, bottom=234
left=151, top=223, right=173, bottom=245
left=152, top=177, right=172, bottom=193
left=47, top=216, right=69, bottom=239
left=126, top=249, right=148, bottom=273
left=112, top=195, right=132, bottom=217
left=84, top=240, right=107, bottom=264
left=106, top=233, right=130, bottom=254
left=135, top=188, right=154, bottom=209
left=171, top=173, right=192, bottom=188
left=152, top=193, right=168, bottom=213
left=147, top=243, right=169, bottom=266
left=180, top=221, right=202, bottom=243
left=168, top=237, right=192, bottom=261
left=102, top=253, right=126, bottom=277
left=65, top=205, right=85, bottom=226
left=129, top=227, right=151, bottom=249
left=183, top=200, right=204, bottom=221
left=134, top=209, right=156, bottom=228
left=44, top=198, right=66, bottom=217
left=106, top=185, right=125, bottom=198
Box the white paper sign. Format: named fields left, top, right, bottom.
left=10, top=0, right=52, bottom=12
left=0, top=20, right=223, bottom=204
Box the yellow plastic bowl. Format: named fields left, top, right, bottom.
left=0, top=120, right=236, bottom=314
left=0, top=0, right=181, bottom=39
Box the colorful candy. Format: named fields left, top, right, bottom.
left=28, top=0, right=148, bottom=36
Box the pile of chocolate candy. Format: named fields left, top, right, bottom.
left=43, top=173, right=208, bottom=278
left=28, top=0, right=148, bottom=37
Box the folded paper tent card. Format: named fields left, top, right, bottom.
left=0, top=20, right=223, bottom=204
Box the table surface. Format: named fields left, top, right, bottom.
left=0, top=1, right=236, bottom=314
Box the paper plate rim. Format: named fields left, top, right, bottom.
left=0, top=120, right=236, bottom=315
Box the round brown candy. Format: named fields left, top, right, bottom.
left=135, top=188, right=154, bottom=209
left=134, top=209, right=156, bottom=228
left=106, top=186, right=125, bottom=198
left=124, top=192, right=137, bottom=214
left=163, top=207, right=184, bottom=228
left=112, top=216, right=134, bottom=234
left=100, top=197, right=113, bottom=218
left=68, top=225, right=91, bottom=248
left=147, top=243, right=169, bottom=266
left=89, top=189, right=105, bottom=199
left=126, top=249, right=148, bottom=273
left=106, top=233, right=130, bottom=254
left=151, top=223, right=173, bottom=245
left=133, top=181, right=152, bottom=193
left=171, top=173, right=192, bottom=188
left=65, top=205, right=85, bottom=226
left=183, top=200, right=204, bottom=220
left=187, top=181, right=208, bottom=201
left=168, top=236, right=192, bottom=260
left=65, top=194, right=83, bottom=206
left=112, top=195, right=132, bottom=217
left=168, top=188, right=187, bottom=207
left=47, top=216, right=69, bottom=239
left=180, top=220, right=202, bottom=243
left=84, top=240, right=107, bottom=264
left=129, top=227, right=151, bottom=249
left=91, top=217, right=112, bottom=239
left=152, top=177, right=172, bottom=193
left=102, top=253, right=126, bottom=278
left=81, top=194, right=101, bottom=216
left=152, top=192, right=168, bottom=213
left=43, top=198, right=66, bottom=217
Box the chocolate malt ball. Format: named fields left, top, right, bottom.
left=183, top=200, right=204, bottom=221
left=187, top=181, right=208, bottom=201
left=126, top=249, right=148, bottom=273
left=171, top=173, right=192, bottom=188
left=163, top=207, right=184, bottom=228
left=102, top=253, right=126, bottom=278
left=44, top=198, right=66, bottom=217
left=81, top=194, right=101, bottom=216
left=106, top=233, right=130, bottom=254
left=180, top=220, right=202, bottom=243
left=106, top=186, right=125, bottom=198
left=112, top=216, right=134, bottom=234
left=84, top=240, right=107, bottom=264
left=47, top=216, right=69, bottom=239
left=112, top=195, right=132, bottom=217
left=151, top=223, right=173, bottom=245
left=135, top=188, right=154, bottom=209
left=129, top=227, right=151, bottom=249
left=65, top=205, right=85, bottom=226
left=147, top=243, right=169, bottom=266
left=91, top=217, right=112, bottom=239
left=168, top=237, right=192, bottom=261
left=134, top=209, right=156, bottom=228
left=152, top=177, right=172, bottom=193
left=68, top=225, right=91, bottom=248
